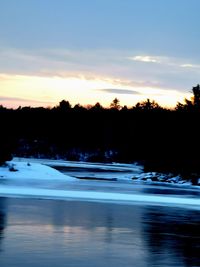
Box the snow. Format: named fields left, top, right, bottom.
left=0, top=158, right=200, bottom=210
left=13, top=157, right=143, bottom=182
left=14, top=158, right=197, bottom=186
left=132, top=172, right=194, bottom=186
left=0, top=161, right=76, bottom=181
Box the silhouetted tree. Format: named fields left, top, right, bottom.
left=134, top=99, right=161, bottom=110
left=90, top=102, right=104, bottom=111
left=192, top=84, right=200, bottom=107
left=121, top=105, right=128, bottom=111
left=58, top=100, right=71, bottom=110
left=73, top=103, right=86, bottom=112
left=0, top=105, right=6, bottom=110
left=176, top=84, right=200, bottom=110
left=110, top=98, right=121, bottom=110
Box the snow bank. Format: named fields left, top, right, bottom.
left=132, top=172, right=194, bottom=186
left=13, top=158, right=199, bottom=186
left=0, top=161, right=76, bottom=181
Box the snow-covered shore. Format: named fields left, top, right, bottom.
left=12, top=157, right=199, bottom=186
left=0, top=161, right=76, bottom=181
left=1, top=158, right=200, bottom=187
left=0, top=159, right=200, bottom=210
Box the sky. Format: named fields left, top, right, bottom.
left=1, top=0, right=200, bottom=108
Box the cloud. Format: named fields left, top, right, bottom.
left=0, top=46, right=199, bottom=103
left=0, top=96, right=55, bottom=106
left=128, top=55, right=200, bottom=77
left=98, top=89, right=141, bottom=95
left=181, top=64, right=194, bottom=68
left=180, top=64, right=200, bottom=69
left=129, top=55, right=161, bottom=63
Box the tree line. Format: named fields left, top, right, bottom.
left=1, top=85, right=200, bottom=181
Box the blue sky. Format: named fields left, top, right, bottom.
left=0, top=0, right=200, bottom=107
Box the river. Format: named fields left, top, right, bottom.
left=0, top=198, right=199, bottom=267
left=0, top=159, right=199, bottom=266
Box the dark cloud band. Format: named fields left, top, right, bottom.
left=98, top=89, right=140, bottom=95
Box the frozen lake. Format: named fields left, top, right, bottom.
left=0, top=198, right=199, bottom=267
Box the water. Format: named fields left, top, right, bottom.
left=0, top=198, right=199, bottom=267
left=1, top=159, right=200, bottom=266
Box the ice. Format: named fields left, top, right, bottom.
left=0, top=186, right=199, bottom=210
left=13, top=157, right=143, bottom=172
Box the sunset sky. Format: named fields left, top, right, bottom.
left=1, top=0, right=200, bottom=108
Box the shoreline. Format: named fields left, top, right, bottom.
left=1, top=158, right=200, bottom=210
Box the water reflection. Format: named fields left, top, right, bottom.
left=142, top=208, right=200, bottom=267
left=0, top=198, right=6, bottom=252
left=134, top=183, right=200, bottom=198
left=0, top=198, right=199, bottom=267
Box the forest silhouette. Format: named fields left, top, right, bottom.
left=1, top=85, right=200, bottom=181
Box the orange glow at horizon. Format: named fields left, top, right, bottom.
left=0, top=73, right=191, bottom=108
